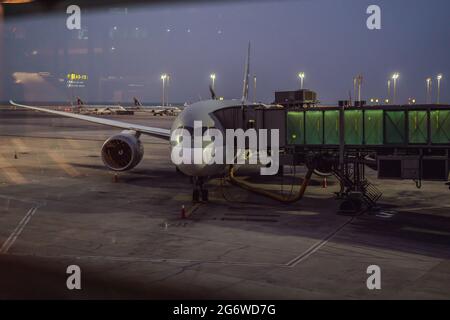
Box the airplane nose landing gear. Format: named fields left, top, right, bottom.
left=192, top=177, right=209, bottom=202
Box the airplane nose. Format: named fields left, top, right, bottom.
left=174, top=145, right=226, bottom=177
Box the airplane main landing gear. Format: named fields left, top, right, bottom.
left=192, top=177, right=208, bottom=202
left=193, top=189, right=200, bottom=202
left=201, top=189, right=209, bottom=202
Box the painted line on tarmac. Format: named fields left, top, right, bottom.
left=402, top=226, right=450, bottom=237
left=0, top=195, right=44, bottom=206
left=286, top=216, right=356, bottom=267
left=185, top=203, right=203, bottom=218
left=4, top=214, right=357, bottom=268
left=0, top=206, right=38, bottom=254
left=9, top=252, right=283, bottom=268
left=0, top=134, right=167, bottom=145
left=3, top=206, right=357, bottom=268
left=8, top=210, right=352, bottom=269
left=398, top=205, right=450, bottom=212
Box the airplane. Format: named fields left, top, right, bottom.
left=10, top=43, right=261, bottom=202
left=71, top=97, right=131, bottom=115
left=133, top=97, right=182, bottom=116
left=148, top=106, right=181, bottom=116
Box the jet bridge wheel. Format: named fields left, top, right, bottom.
left=338, top=194, right=363, bottom=215
left=339, top=199, right=362, bottom=213
left=305, top=152, right=335, bottom=176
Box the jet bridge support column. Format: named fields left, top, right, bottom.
left=338, top=103, right=345, bottom=197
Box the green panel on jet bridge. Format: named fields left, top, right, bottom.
left=430, top=110, right=450, bottom=144
left=305, top=111, right=323, bottom=144
left=385, top=111, right=406, bottom=144
left=324, top=110, right=340, bottom=145
left=286, top=111, right=305, bottom=145
left=344, top=110, right=363, bottom=145
left=364, top=110, right=383, bottom=145
left=408, top=110, right=428, bottom=144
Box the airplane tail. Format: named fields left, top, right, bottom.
left=133, top=97, right=142, bottom=108
left=241, top=42, right=251, bottom=103
left=76, top=97, right=84, bottom=106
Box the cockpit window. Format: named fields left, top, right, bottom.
left=172, top=126, right=219, bottom=147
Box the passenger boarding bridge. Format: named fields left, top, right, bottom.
left=213, top=98, right=450, bottom=211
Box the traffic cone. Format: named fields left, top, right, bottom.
left=322, top=177, right=328, bottom=188
left=181, top=205, right=186, bottom=219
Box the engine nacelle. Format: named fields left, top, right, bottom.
left=101, top=131, right=143, bottom=171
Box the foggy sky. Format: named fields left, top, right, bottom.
left=3, top=0, right=450, bottom=105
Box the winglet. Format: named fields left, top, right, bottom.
left=241, top=42, right=251, bottom=103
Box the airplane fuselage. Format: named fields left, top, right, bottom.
left=170, top=99, right=249, bottom=177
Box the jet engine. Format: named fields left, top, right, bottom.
left=101, top=131, right=143, bottom=171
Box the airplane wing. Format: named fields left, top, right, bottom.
left=10, top=100, right=171, bottom=140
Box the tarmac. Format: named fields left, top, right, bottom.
left=0, top=107, right=449, bottom=299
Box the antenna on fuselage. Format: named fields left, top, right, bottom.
left=241, top=42, right=251, bottom=103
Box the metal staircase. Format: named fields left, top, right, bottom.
left=333, top=160, right=383, bottom=211
left=360, top=180, right=383, bottom=206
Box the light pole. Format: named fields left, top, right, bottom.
left=166, top=75, right=170, bottom=106
left=161, top=74, right=167, bottom=106
left=387, top=80, right=391, bottom=103
left=253, top=75, right=257, bottom=103
left=298, top=72, right=305, bottom=90
left=210, top=73, right=216, bottom=92
left=437, top=74, right=443, bottom=104
left=426, top=77, right=432, bottom=104
left=355, top=74, right=363, bottom=102
left=392, top=73, right=399, bottom=104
